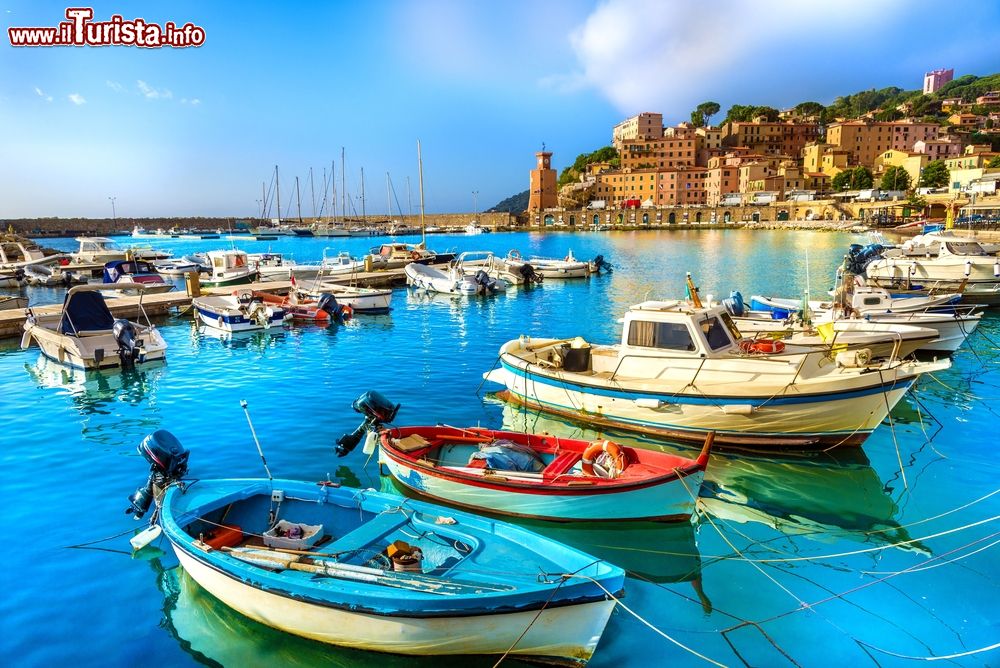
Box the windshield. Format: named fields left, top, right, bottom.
left=627, top=320, right=696, bottom=351
left=945, top=242, right=986, bottom=256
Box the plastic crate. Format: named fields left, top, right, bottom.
left=263, top=520, right=324, bottom=550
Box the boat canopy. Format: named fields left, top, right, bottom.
left=103, top=260, right=157, bottom=282
left=60, top=290, right=115, bottom=334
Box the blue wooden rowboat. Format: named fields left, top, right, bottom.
left=155, top=477, right=625, bottom=665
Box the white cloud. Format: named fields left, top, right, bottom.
left=137, top=80, right=173, bottom=100
left=68, top=93, right=86, bottom=105
left=33, top=86, right=53, bottom=102
left=190, top=98, right=201, bottom=106
left=552, top=0, right=904, bottom=115
left=106, top=80, right=123, bottom=92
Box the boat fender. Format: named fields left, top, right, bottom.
left=965, top=260, right=972, bottom=277
left=362, top=430, right=378, bottom=456
left=217, top=316, right=225, bottom=329
left=994, top=260, right=999, bottom=278
left=581, top=440, right=627, bottom=479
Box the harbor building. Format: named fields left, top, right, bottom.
left=923, top=68, right=954, bottom=94
left=528, top=151, right=558, bottom=212
left=612, top=112, right=664, bottom=148
left=825, top=119, right=940, bottom=169
left=721, top=119, right=820, bottom=158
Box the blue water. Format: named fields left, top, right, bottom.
left=1, top=230, right=996, bottom=667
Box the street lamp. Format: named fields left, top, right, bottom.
left=108, top=196, right=117, bottom=222
left=472, top=190, right=479, bottom=222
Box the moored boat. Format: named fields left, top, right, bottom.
left=20, top=283, right=167, bottom=369
left=377, top=424, right=712, bottom=521
left=192, top=290, right=287, bottom=332
left=251, top=290, right=352, bottom=322
left=505, top=250, right=591, bottom=279
left=483, top=297, right=950, bottom=450
left=103, top=260, right=174, bottom=294
left=202, top=250, right=257, bottom=288
left=405, top=252, right=508, bottom=295
left=125, top=431, right=624, bottom=666
left=0, top=295, right=29, bottom=311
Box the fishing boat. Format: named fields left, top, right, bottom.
left=192, top=290, right=287, bottom=332
left=202, top=250, right=257, bottom=288
left=20, top=284, right=167, bottom=369
left=125, top=431, right=624, bottom=666
left=251, top=290, right=352, bottom=323
left=504, top=250, right=591, bottom=279
left=152, top=257, right=204, bottom=276
left=103, top=260, right=174, bottom=294
left=405, top=252, right=508, bottom=295
left=377, top=423, right=712, bottom=521
left=748, top=286, right=958, bottom=317
left=483, top=291, right=950, bottom=450
left=0, top=295, right=28, bottom=311
left=372, top=243, right=456, bottom=269
left=302, top=282, right=392, bottom=313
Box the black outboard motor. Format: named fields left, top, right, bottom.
left=518, top=263, right=543, bottom=284
left=474, top=269, right=500, bottom=294
left=592, top=254, right=613, bottom=273
left=336, top=391, right=400, bottom=457
left=316, top=293, right=346, bottom=321
left=125, top=430, right=190, bottom=519
left=113, top=319, right=140, bottom=367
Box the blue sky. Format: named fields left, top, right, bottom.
left=1, top=0, right=999, bottom=219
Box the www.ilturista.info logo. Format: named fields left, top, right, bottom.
left=8, top=7, right=205, bottom=48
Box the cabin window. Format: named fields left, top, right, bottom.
left=233, top=255, right=247, bottom=268
left=214, top=257, right=224, bottom=268
left=700, top=317, right=733, bottom=350
left=863, top=297, right=881, bottom=305
left=627, top=321, right=696, bottom=351
left=945, top=242, right=985, bottom=256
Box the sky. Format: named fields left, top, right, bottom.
left=1, top=0, right=999, bottom=219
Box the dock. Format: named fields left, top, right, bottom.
left=0, top=267, right=418, bottom=340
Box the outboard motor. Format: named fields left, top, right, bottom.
left=592, top=254, right=613, bottom=273
left=336, top=391, right=400, bottom=457
left=14, top=267, right=25, bottom=284
left=721, top=291, right=745, bottom=317
left=317, top=293, right=348, bottom=321
left=125, top=430, right=190, bottom=520
left=518, top=263, right=543, bottom=284
left=474, top=269, right=501, bottom=294
left=112, top=319, right=140, bottom=367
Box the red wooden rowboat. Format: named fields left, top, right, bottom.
left=380, top=426, right=712, bottom=522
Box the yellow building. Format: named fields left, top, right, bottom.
left=721, top=119, right=819, bottom=157
left=802, top=142, right=850, bottom=177
left=826, top=119, right=939, bottom=168
left=948, top=167, right=1000, bottom=193
left=945, top=144, right=1000, bottom=171
left=873, top=150, right=928, bottom=188
left=612, top=112, right=663, bottom=148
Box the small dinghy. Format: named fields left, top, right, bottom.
left=153, top=257, right=204, bottom=276
left=20, top=283, right=167, bottom=369
left=0, top=268, right=26, bottom=288
left=251, top=290, right=352, bottom=323
left=505, top=250, right=591, bottom=279
left=0, top=295, right=29, bottom=311
left=192, top=290, right=287, bottom=332
left=22, top=263, right=63, bottom=286
left=124, top=430, right=624, bottom=666
left=374, top=422, right=712, bottom=522
left=405, top=252, right=508, bottom=295
left=103, top=260, right=174, bottom=294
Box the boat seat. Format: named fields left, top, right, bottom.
left=75, top=329, right=115, bottom=337
left=392, top=434, right=430, bottom=453
left=542, top=452, right=580, bottom=478
left=326, top=514, right=410, bottom=553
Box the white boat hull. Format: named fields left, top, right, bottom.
left=173, top=547, right=613, bottom=665
left=382, top=455, right=702, bottom=521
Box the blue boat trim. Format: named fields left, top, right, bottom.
left=499, top=358, right=915, bottom=407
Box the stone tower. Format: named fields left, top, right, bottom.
left=528, top=151, right=557, bottom=212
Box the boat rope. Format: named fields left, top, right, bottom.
left=877, top=369, right=907, bottom=491
left=860, top=532, right=1000, bottom=575
left=64, top=526, right=140, bottom=550
left=863, top=488, right=998, bottom=537
left=925, top=372, right=1000, bottom=421
left=491, top=577, right=567, bottom=667
left=854, top=639, right=1000, bottom=661
left=475, top=354, right=501, bottom=396
left=562, top=573, right=727, bottom=667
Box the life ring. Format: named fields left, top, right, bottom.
left=341, top=304, right=354, bottom=321
left=410, top=250, right=422, bottom=260
left=508, top=250, right=521, bottom=260
left=738, top=338, right=785, bottom=355
left=581, top=440, right=627, bottom=479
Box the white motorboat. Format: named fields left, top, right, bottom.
left=483, top=296, right=949, bottom=451
left=71, top=237, right=167, bottom=265
left=749, top=286, right=958, bottom=317
left=320, top=250, right=387, bottom=275
left=731, top=317, right=938, bottom=359
left=0, top=238, right=56, bottom=271
left=505, top=250, right=590, bottom=279
left=0, top=269, right=25, bottom=288
left=298, top=280, right=392, bottom=313
left=247, top=253, right=320, bottom=282
left=405, top=252, right=508, bottom=296
left=20, top=283, right=167, bottom=369
left=202, top=250, right=257, bottom=288
left=1, top=295, right=28, bottom=311
left=192, top=290, right=287, bottom=332
left=153, top=257, right=204, bottom=276
left=465, top=222, right=489, bottom=235
left=103, top=260, right=174, bottom=294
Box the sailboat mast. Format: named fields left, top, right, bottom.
left=407, top=176, right=412, bottom=221
left=330, top=159, right=336, bottom=225
left=261, top=181, right=266, bottom=221
left=341, top=147, right=346, bottom=222
left=417, top=140, right=426, bottom=247
left=295, top=176, right=303, bottom=224
left=360, top=167, right=366, bottom=224
left=275, top=165, right=282, bottom=224
left=386, top=172, right=391, bottom=221
left=309, top=167, right=316, bottom=219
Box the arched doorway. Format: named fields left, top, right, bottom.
left=642, top=213, right=649, bottom=225
left=723, top=211, right=731, bottom=223
left=668, top=212, right=676, bottom=224
left=543, top=214, right=555, bottom=226
left=695, top=211, right=702, bottom=223
left=777, top=209, right=789, bottom=221
left=617, top=213, right=624, bottom=225
left=569, top=215, right=576, bottom=227
left=593, top=214, right=600, bottom=226
left=751, top=212, right=761, bottom=222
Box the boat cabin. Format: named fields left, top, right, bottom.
left=619, top=301, right=743, bottom=359
left=103, top=260, right=161, bottom=284
left=374, top=243, right=432, bottom=261
left=897, top=234, right=991, bottom=258
left=208, top=250, right=249, bottom=273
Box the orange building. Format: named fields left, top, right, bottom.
left=528, top=151, right=557, bottom=212
left=721, top=119, right=819, bottom=157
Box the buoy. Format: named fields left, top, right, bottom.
left=130, top=524, right=162, bottom=551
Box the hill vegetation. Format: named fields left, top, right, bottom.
left=485, top=190, right=529, bottom=213
left=557, top=146, right=619, bottom=187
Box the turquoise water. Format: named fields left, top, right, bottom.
left=1, top=230, right=996, bottom=667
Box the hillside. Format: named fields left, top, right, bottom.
left=485, top=190, right=529, bottom=213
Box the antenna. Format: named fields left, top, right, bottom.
left=240, top=399, right=272, bottom=480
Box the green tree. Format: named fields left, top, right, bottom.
left=851, top=166, right=874, bottom=190
left=988, top=156, right=1000, bottom=168
left=690, top=110, right=705, bottom=127
left=919, top=160, right=949, bottom=188
left=793, top=101, right=825, bottom=117
left=874, top=108, right=903, bottom=122
left=696, top=101, right=721, bottom=126
left=880, top=165, right=911, bottom=191
left=832, top=170, right=851, bottom=192
left=905, top=192, right=927, bottom=217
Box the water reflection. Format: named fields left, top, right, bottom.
left=193, top=325, right=290, bottom=353
left=149, top=559, right=524, bottom=668
left=24, top=354, right=164, bottom=416
left=490, top=400, right=927, bottom=555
